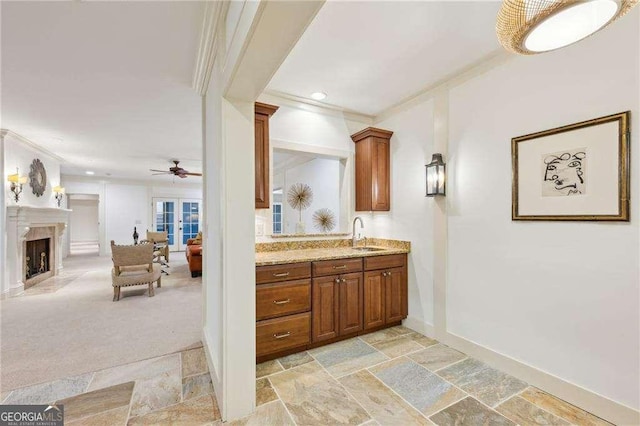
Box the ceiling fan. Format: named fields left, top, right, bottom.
left=150, top=160, right=202, bottom=179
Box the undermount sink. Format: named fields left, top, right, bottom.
left=352, top=247, right=386, bottom=252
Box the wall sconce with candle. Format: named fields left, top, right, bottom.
left=425, top=153, right=446, bottom=197
left=53, top=185, right=65, bottom=207
left=7, top=168, right=28, bottom=202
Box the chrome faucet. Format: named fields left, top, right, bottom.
left=352, top=216, right=364, bottom=248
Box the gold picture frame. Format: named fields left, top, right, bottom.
left=512, top=111, right=630, bottom=221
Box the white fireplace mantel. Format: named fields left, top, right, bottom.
left=5, top=205, right=71, bottom=295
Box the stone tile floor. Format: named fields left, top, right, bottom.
left=1, top=342, right=220, bottom=425
left=0, top=326, right=614, bottom=425
left=250, top=326, right=613, bottom=426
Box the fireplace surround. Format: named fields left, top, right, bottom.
left=5, top=206, right=70, bottom=294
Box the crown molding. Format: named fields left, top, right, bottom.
left=61, top=173, right=203, bottom=189
left=1, top=129, right=66, bottom=163
left=192, top=1, right=229, bottom=96
left=260, top=90, right=375, bottom=124
left=374, top=49, right=513, bottom=123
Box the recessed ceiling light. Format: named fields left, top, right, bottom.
left=85, top=171, right=95, bottom=175
left=310, top=92, right=327, bottom=101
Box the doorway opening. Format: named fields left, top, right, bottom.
left=68, top=194, right=100, bottom=256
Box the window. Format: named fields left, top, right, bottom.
left=272, top=203, right=282, bottom=234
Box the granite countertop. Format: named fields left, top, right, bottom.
left=255, top=244, right=409, bottom=266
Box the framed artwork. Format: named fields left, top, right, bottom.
left=512, top=111, right=630, bottom=221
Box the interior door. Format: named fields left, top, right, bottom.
left=153, top=198, right=178, bottom=251
left=153, top=198, right=202, bottom=252
left=179, top=199, right=202, bottom=249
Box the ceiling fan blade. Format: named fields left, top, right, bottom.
left=178, top=174, right=188, bottom=179
left=150, top=169, right=169, bottom=173
left=151, top=172, right=171, bottom=176
left=183, top=172, right=203, bottom=176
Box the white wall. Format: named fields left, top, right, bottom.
left=369, top=99, right=436, bottom=328
left=362, top=10, right=639, bottom=418
left=4, top=133, right=61, bottom=208
left=280, top=158, right=341, bottom=234
left=61, top=176, right=202, bottom=254
left=445, top=15, right=639, bottom=411
left=69, top=199, right=99, bottom=242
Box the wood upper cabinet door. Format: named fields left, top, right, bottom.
left=339, top=272, right=364, bottom=336
left=364, top=270, right=385, bottom=330
left=352, top=127, right=393, bottom=212
left=385, top=266, right=408, bottom=323
left=312, top=276, right=339, bottom=342
left=371, top=139, right=390, bottom=211
left=254, top=102, right=279, bottom=209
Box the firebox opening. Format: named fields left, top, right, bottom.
left=25, top=238, right=51, bottom=281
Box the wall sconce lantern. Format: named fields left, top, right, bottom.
left=425, top=153, right=446, bottom=197
left=53, top=185, right=65, bottom=207
left=7, top=168, right=28, bottom=202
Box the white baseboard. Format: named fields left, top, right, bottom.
left=403, top=316, right=435, bottom=338
left=0, top=284, right=25, bottom=300
left=402, top=318, right=639, bottom=425
left=202, top=328, right=223, bottom=418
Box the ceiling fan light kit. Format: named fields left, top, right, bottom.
left=496, top=0, right=638, bottom=55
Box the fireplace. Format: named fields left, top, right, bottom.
left=5, top=206, right=70, bottom=295
left=25, top=238, right=51, bottom=281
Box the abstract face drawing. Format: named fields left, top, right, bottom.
left=542, top=149, right=587, bottom=196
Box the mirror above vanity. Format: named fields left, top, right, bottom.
left=270, top=146, right=350, bottom=237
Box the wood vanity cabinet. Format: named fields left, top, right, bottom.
left=255, top=102, right=279, bottom=209
left=256, top=254, right=406, bottom=361
left=256, top=262, right=311, bottom=358
left=364, top=254, right=408, bottom=329
left=311, top=259, right=364, bottom=342
left=351, top=127, right=393, bottom=211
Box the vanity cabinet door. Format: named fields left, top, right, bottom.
left=339, top=272, right=364, bottom=336
left=385, top=266, right=408, bottom=324
left=352, top=127, right=393, bottom=212
left=371, top=138, right=390, bottom=211
left=364, top=270, right=385, bottom=330
left=312, top=276, right=339, bottom=342
left=255, top=102, right=279, bottom=209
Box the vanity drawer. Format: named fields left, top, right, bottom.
left=313, top=257, right=363, bottom=277
left=256, top=279, right=311, bottom=321
left=256, top=312, right=310, bottom=357
left=364, top=254, right=406, bottom=271
left=256, top=262, right=311, bottom=285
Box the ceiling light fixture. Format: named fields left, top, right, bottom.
left=310, top=92, right=327, bottom=101
left=496, top=0, right=638, bottom=55
left=85, top=171, right=95, bottom=175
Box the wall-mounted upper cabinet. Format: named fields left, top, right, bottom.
left=255, top=102, right=279, bottom=209
left=351, top=127, right=393, bottom=211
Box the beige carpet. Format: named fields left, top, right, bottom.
left=0, top=253, right=202, bottom=392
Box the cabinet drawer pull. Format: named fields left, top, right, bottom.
left=273, top=299, right=291, bottom=305
left=273, top=272, right=290, bottom=277
left=273, top=332, right=291, bottom=339
left=333, top=265, right=347, bottom=270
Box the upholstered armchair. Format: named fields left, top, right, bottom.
left=110, top=241, right=161, bottom=301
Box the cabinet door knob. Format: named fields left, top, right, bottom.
left=273, top=332, right=291, bottom=339
left=382, top=272, right=387, bottom=277
left=273, top=299, right=290, bottom=305
left=387, top=271, right=392, bottom=276
left=335, top=278, right=341, bottom=283
left=341, top=278, right=347, bottom=283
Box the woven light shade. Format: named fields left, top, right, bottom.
left=497, top=0, right=638, bottom=55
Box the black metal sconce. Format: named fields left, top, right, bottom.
left=425, top=153, right=446, bottom=197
